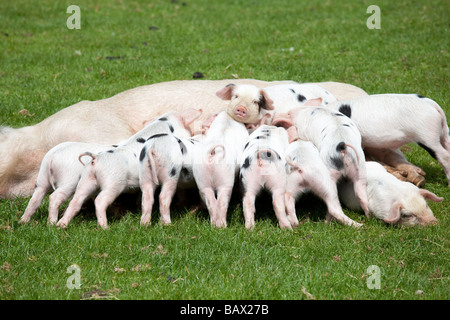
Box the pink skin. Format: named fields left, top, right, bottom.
left=242, top=163, right=291, bottom=230
left=193, top=112, right=248, bottom=228
left=240, top=125, right=292, bottom=229
left=216, top=84, right=275, bottom=124
left=140, top=148, right=182, bottom=226
left=285, top=143, right=363, bottom=228
left=234, top=106, right=247, bottom=119
left=19, top=142, right=109, bottom=225
left=57, top=110, right=200, bottom=229
left=272, top=104, right=370, bottom=218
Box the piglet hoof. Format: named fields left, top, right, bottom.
left=160, top=219, right=172, bottom=226
left=56, top=220, right=68, bottom=229
left=279, top=222, right=293, bottom=230
left=18, top=217, right=30, bottom=225
left=97, top=222, right=108, bottom=230
left=290, top=221, right=299, bottom=229
left=245, top=222, right=255, bottom=230
left=213, top=220, right=227, bottom=229
left=352, top=221, right=363, bottom=228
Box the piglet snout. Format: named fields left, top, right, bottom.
left=234, top=106, right=247, bottom=119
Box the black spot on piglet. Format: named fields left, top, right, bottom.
left=297, top=94, right=306, bottom=102
left=242, top=157, right=251, bottom=169
left=336, top=142, right=346, bottom=152
left=139, top=147, right=147, bottom=162
left=338, top=104, right=352, bottom=118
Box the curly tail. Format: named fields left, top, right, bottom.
left=256, top=149, right=279, bottom=167
left=78, top=152, right=96, bottom=166
left=207, top=144, right=225, bottom=163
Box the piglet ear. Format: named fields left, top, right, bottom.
left=304, top=97, right=323, bottom=106
left=383, top=201, right=402, bottom=224
left=286, top=126, right=299, bottom=143
left=216, top=84, right=235, bottom=100
left=180, top=108, right=203, bottom=126
left=259, top=90, right=274, bottom=110
left=419, top=189, right=443, bottom=202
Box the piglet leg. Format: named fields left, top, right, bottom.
left=242, top=192, right=257, bottom=229
left=48, top=188, right=72, bottom=224
left=159, top=179, right=178, bottom=225
left=140, top=180, right=157, bottom=226
left=199, top=187, right=217, bottom=225
left=284, top=192, right=299, bottom=228
left=272, top=190, right=292, bottom=229
left=215, top=186, right=233, bottom=228
left=57, top=178, right=98, bottom=228
left=20, top=186, right=49, bottom=224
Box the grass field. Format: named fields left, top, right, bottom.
left=0, top=0, right=449, bottom=301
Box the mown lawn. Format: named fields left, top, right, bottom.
left=0, top=0, right=448, bottom=301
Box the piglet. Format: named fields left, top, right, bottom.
left=216, top=83, right=337, bottom=125
left=19, top=142, right=109, bottom=224
left=285, top=139, right=362, bottom=227
left=139, top=131, right=203, bottom=226
left=338, top=161, right=442, bottom=226
left=327, top=94, right=450, bottom=186
left=239, top=125, right=291, bottom=229
left=56, top=109, right=201, bottom=229
left=273, top=99, right=369, bottom=226
left=192, top=111, right=249, bottom=228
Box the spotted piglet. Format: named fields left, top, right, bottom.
left=56, top=109, right=202, bottom=229
left=327, top=94, right=450, bottom=186
left=192, top=111, right=249, bottom=228
left=284, top=140, right=362, bottom=228
left=273, top=100, right=369, bottom=226
left=19, top=142, right=110, bottom=225
left=139, top=131, right=204, bottom=226
left=338, top=161, right=443, bottom=226
left=239, top=125, right=291, bottom=229
left=216, top=83, right=337, bottom=125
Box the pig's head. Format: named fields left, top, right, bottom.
left=216, top=84, right=274, bottom=125
left=382, top=189, right=442, bottom=226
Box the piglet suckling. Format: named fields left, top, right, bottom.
left=56, top=109, right=201, bottom=229
left=192, top=111, right=249, bottom=228
left=139, top=132, right=203, bottom=226
left=272, top=100, right=369, bottom=226
left=19, top=142, right=110, bottom=225
left=338, top=161, right=442, bottom=226
left=284, top=139, right=362, bottom=228
left=239, top=125, right=292, bottom=229
left=216, top=83, right=337, bottom=125
left=326, top=94, right=450, bottom=186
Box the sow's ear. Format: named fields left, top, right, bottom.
left=216, top=83, right=235, bottom=100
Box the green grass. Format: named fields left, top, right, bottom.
left=0, top=0, right=449, bottom=300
